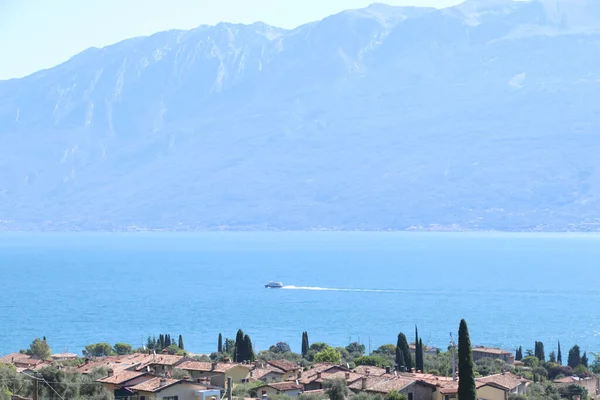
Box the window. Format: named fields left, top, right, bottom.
left=408, top=394, right=413, bottom=400
left=140, top=397, right=145, bottom=400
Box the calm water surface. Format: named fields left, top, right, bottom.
left=1, top=232, right=599, bottom=356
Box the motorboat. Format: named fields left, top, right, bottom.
left=265, top=281, right=284, bottom=288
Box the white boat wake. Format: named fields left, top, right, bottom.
left=282, top=285, right=401, bottom=293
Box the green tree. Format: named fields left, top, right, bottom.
left=159, top=334, right=165, bottom=350
left=324, top=378, right=348, bottom=400
left=234, top=329, right=245, bottom=362
left=458, top=319, right=476, bottom=400
left=395, top=347, right=405, bottom=370
left=225, top=338, right=235, bottom=355
left=314, top=347, right=342, bottom=363
left=557, top=341, right=562, bottom=365
left=548, top=351, right=556, bottom=363
left=534, top=341, right=545, bottom=362
left=355, top=355, right=388, bottom=367
left=178, top=335, right=184, bottom=350
left=164, top=344, right=184, bottom=355
left=113, top=343, right=133, bottom=355
left=218, top=333, right=223, bottom=353
left=346, top=342, right=365, bottom=357
left=302, top=332, right=310, bottom=358
left=515, top=346, right=523, bottom=361
left=83, top=343, right=113, bottom=357
left=568, top=345, right=581, bottom=368
left=415, top=326, right=424, bottom=372
left=269, top=342, right=291, bottom=354
left=243, top=334, right=256, bottom=362
left=418, top=338, right=424, bottom=372
left=581, top=352, right=588, bottom=368
left=27, top=338, right=51, bottom=360
left=385, top=391, right=407, bottom=400
left=396, top=333, right=412, bottom=370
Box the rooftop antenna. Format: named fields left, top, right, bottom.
left=450, top=332, right=457, bottom=382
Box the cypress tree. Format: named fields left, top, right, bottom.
left=415, top=326, right=421, bottom=372
left=234, top=329, right=245, bottom=362
left=218, top=333, right=223, bottom=353
left=568, top=345, right=581, bottom=368
left=539, top=342, right=545, bottom=362
left=395, top=347, right=405, bottom=370
left=244, top=334, right=256, bottom=362
left=159, top=334, right=165, bottom=350
left=515, top=346, right=523, bottom=361
left=396, top=333, right=412, bottom=370
left=582, top=352, right=589, bottom=368
left=549, top=351, right=556, bottom=363
left=301, top=332, right=309, bottom=358
left=557, top=341, right=562, bottom=365
left=458, top=319, right=477, bottom=400
left=178, top=335, right=184, bottom=350
left=418, top=338, right=424, bottom=372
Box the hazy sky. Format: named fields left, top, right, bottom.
left=0, top=0, right=462, bottom=80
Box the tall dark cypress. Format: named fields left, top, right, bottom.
left=159, top=334, right=165, bottom=350
left=515, top=346, right=523, bottom=361
left=458, top=319, right=477, bottom=400
left=396, top=333, right=412, bottom=370
left=395, top=347, right=405, bottom=370
left=178, top=335, right=184, bottom=350
left=418, top=338, right=424, bottom=372
left=415, top=326, right=421, bottom=372
left=582, top=352, right=589, bottom=368
left=539, top=342, right=545, bottom=362
left=218, top=333, right=223, bottom=353
left=301, top=332, right=309, bottom=358
left=244, top=334, right=256, bottom=362
left=557, top=341, right=562, bottom=365
left=234, top=329, right=245, bottom=362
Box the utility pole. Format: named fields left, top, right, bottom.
left=227, top=376, right=233, bottom=400
left=33, top=378, right=39, bottom=400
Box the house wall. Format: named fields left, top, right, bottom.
left=400, top=383, right=435, bottom=400
left=476, top=385, right=506, bottom=400
left=554, top=378, right=598, bottom=396
left=282, top=371, right=298, bottom=381
left=136, top=383, right=206, bottom=400
left=257, top=371, right=284, bottom=382
left=472, top=351, right=512, bottom=364
left=257, top=386, right=280, bottom=397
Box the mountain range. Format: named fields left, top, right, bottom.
left=1, top=0, right=600, bottom=231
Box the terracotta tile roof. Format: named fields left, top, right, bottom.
left=476, top=373, right=528, bottom=391
left=97, top=370, right=149, bottom=385
left=472, top=347, right=512, bottom=355
left=128, top=377, right=181, bottom=392
left=136, top=354, right=184, bottom=370
left=1, top=353, right=45, bottom=366
left=176, top=361, right=247, bottom=373
left=267, top=360, right=299, bottom=372
left=353, top=366, right=387, bottom=376
left=348, top=376, right=418, bottom=394
left=252, top=368, right=283, bottom=380
left=259, top=381, right=304, bottom=392
left=316, top=371, right=364, bottom=384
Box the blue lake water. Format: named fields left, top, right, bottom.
left=1, top=232, right=599, bottom=357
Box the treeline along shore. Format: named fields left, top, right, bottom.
left=1, top=320, right=598, bottom=400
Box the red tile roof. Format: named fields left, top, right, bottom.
left=348, top=376, right=418, bottom=394
left=97, top=370, right=149, bottom=385
left=476, top=373, right=529, bottom=391
left=259, top=381, right=304, bottom=392
left=472, top=347, right=512, bottom=355
left=128, top=377, right=182, bottom=393
left=267, top=360, right=299, bottom=372
left=176, top=361, right=248, bottom=373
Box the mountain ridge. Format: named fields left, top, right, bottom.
left=1, top=0, right=599, bottom=232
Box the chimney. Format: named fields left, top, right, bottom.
left=385, top=366, right=391, bottom=374
left=345, top=372, right=350, bottom=380
left=159, top=378, right=167, bottom=387
left=250, top=370, right=254, bottom=378
left=211, top=362, right=217, bottom=371
left=361, top=376, right=367, bottom=390
left=107, top=369, right=114, bottom=377
left=317, top=372, right=322, bottom=380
